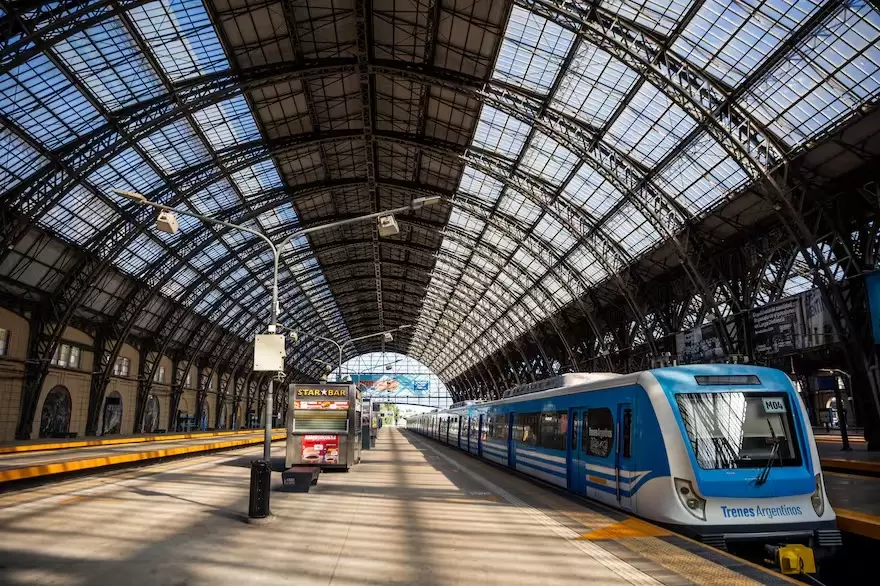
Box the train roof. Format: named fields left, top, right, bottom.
left=430, top=364, right=792, bottom=415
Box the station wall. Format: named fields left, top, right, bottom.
left=0, top=308, right=226, bottom=441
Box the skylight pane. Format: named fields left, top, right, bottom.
left=41, top=185, right=117, bottom=244
left=138, top=119, right=211, bottom=173
left=552, top=42, right=638, bottom=126
left=0, top=53, right=102, bottom=148
left=53, top=16, right=165, bottom=110
left=193, top=97, right=261, bottom=150
left=457, top=166, right=504, bottom=204
left=672, top=0, right=824, bottom=86
left=471, top=105, right=530, bottom=158
left=231, top=160, right=284, bottom=198
left=190, top=179, right=240, bottom=215
left=497, top=191, right=541, bottom=225
left=606, top=82, right=698, bottom=166
left=602, top=0, right=692, bottom=36
left=561, top=164, right=624, bottom=221
left=493, top=6, right=575, bottom=94
left=0, top=127, right=46, bottom=192
left=603, top=202, right=661, bottom=256
left=520, top=131, right=578, bottom=185
left=657, top=131, right=749, bottom=214
left=129, top=0, right=227, bottom=82
left=741, top=2, right=880, bottom=147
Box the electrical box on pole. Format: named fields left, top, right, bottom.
left=254, top=334, right=286, bottom=371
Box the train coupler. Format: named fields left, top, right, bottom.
left=764, top=543, right=816, bottom=575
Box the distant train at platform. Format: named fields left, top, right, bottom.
left=409, top=365, right=840, bottom=553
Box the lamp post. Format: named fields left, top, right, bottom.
left=290, top=325, right=412, bottom=380
left=114, top=189, right=442, bottom=461
left=817, top=368, right=853, bottom=451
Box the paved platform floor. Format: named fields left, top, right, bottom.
left=0, top=428, right=795, bottom=586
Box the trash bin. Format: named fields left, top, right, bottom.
left=249, top=459, right=271, bottom=519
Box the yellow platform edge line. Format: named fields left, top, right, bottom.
left=836, top=508, right=880, bottom=540
left=0, top=428, right=286, bottom=455
left=0, top=433, right=285, bottom=483
left=820, top=457, right=880, bottom=473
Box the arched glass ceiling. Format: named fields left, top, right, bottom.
left=1, top=0, right=878, bottom=382
left=410, top=1, right=880, bottom=380
left=328, top=352, right=452, bottom=410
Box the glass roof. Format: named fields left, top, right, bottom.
left=1, top=0, right=878, bottom=383
left=410, top=0, right=880, bottom=379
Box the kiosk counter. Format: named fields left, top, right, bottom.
left=285, top=383, right=361, bottom=470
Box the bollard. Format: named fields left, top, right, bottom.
left=248, top=459, right=271, bottom=520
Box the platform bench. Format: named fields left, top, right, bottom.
left=281, top=466, right=321, bottom=492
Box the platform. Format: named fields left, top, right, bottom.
left=0, top=428, right=279, bottom=455
left=0, top=427, right=798, bottom=585
left=0, top=430, right=285, bottom=483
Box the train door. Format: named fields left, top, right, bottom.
left=568, top=407, right=586, bottom=495
left=507, top=413, right=516, bottom=468
left=616, top=402, right=634, bottom=510
left=477, top=413, right=484, bottom=456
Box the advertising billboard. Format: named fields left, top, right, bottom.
left=752, top=296, right=801, bottom=356
left=865, top=271, right=880, bottom=344
left=301, top=434, right=339, bottom=465
left=351, top=374, right=431, bottom=397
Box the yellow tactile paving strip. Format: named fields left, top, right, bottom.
left=530, top=481, right=788, bottom=586
left=0, top=432, right=285, bottom=483
left=0, top=428, right=285, bottom=454
left=820, top=457, right=880, bottom=474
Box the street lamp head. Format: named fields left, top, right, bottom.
left=383, top=332, right=393, bottom=342
left=113, top=189, right=148, bottom=203
left=377, top=214, right=400, bottom=237
left=156, top=210, right=180, bottom=234
left=288, top=331, right=299, bottom=344
left=410, top=195, right=444, bottom=210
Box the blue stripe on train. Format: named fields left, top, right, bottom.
left=515, top=457, right=566, bottom=479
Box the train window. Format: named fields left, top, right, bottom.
left=622, top=408, right=632, bottom=458
left=676, top=392, right=802, bottom=470
left=539, top=411, right=568, bottom=451
left=489, top=414, right=509, bottom=441
left=584, top=408, right=614, bottom=458
left=516, top=412, right=541, bottom=446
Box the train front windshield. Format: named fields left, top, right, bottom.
left=676, top=392, right=803, bottom=470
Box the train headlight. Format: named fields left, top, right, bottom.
left=810, top=473, right=825, bottom=517
left=674, top=478, right=706, bottom=521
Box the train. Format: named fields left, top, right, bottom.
left=409, top=364, right=841, bottom=553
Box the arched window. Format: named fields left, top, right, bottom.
left=102, top=391, right=123, bottom=435
left=144, top=395, right=160, bottom=433
left=39, top=386, right=72, bottom=438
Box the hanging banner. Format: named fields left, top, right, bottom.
left=676, top=321, right=727, bottom=363
left=800, top=288, right=834, bottom=348
left=352, top=374, right=431, bottom=397
left=752, top=297, right=802, bottom=356
left=866, top=271, right=880, bottom=344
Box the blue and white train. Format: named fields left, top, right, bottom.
left=410, top=364, right=840, bottom=552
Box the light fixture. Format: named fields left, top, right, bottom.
left=156, top=210, right=180, bottom=234
left=410, top=195, right=443, bottom=210
left=383, top=332, right=393, bottom=342
left=113, top=189, right=147, bottom=203
left=377, top=214, right=400, bottom=237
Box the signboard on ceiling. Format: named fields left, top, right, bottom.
left=675, top=321, right=728, bottom=363
left=352, top=374, right=431, bottom=397
left=866, top=271, right=880, bottom=344
left=752, top=296, right=801, bottom=356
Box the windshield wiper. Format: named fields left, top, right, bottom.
left=755, top=419, right=780, bottom=486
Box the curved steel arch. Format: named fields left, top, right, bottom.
left=3, top=57, right=748, bottom=368
left=5, top=2, right=852, bottom=396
